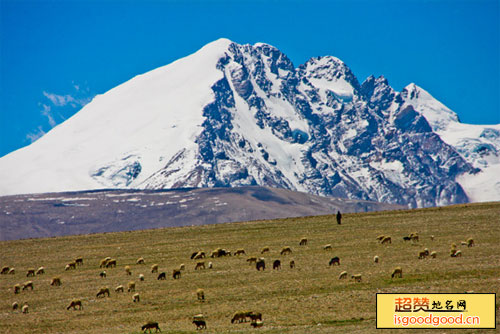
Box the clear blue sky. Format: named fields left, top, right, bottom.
left=1, top=0, right=498, bottom=157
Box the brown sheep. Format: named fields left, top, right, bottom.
left=289, top=260, right=295, bottom=269
left=231, top=311, right=247, bottom=323
left=430, top=251, right=437, bottom=258
left=14, top=284, right=21, bottom=294
left=136, top=257, right=145, bottom=264
left=127, top=281, right=136, bottom=292
left=22, top=304, right=29, bottom=314
left=115, top=285, right=124, bottom=293
left=36, top=267, right=45, bottom=275
left=12, top=302, right=19, bottom=310
left=125, top=265, right=132, bottom=275
left=256, top=258, right=265, bottom=271
left=381, top=236, right=392, bottom=244
left=196, top=288, right=205, bottom=301
left=157, top=272, right=166, bottom=280
left=329, top=257, right=340, bottom=266
left=75, top=257, right=83, bottom=266
left=51, top=277, right=62, bottom=286
left=172, top=269, right=181, bottom=279
left=68, top=262, right=77, bottom=269
left=193, top=251, right=206, bottom=260
left=234, top=249, right=246, bottom=256
left=1, top=266, right=10, bottom=274
left=299, top=237, right=307, bottom=246
left=22, top=281, right=34, bottom=290
left=99, top=258, right=109, bottom=268
left=376, top=235, right=385, bottom=241
left=67, top=299, right=83, bottom=310
left=195, top=262, right=205, bottom=270
left=391, top=267, right=403, bottom=278
left=96, top=287, right=110, bottom=298
left=351, top=274, right=362, bottom=282
left=418, top=250, right=427, bottom=259
left=26, top=268, right=35, bottom=277
left=246, top=256, right=257, bottom=264
left=193, top=319, right=207, bottom=330
left=105, top=259, right=117, bottom=268
left=338, top=271, right=348, bottom=279
left=133, top=293, right=140, bottom=302
left=141, top=321, right=161, bottom=333
left=323, top=244, right=332, bottom=251
left=467, top=238, right=474, bottom=247
left=280, top=246, right=292, bottom=255
left=151, top=264, right=159, bottom=273
left=191, top=251, right=200, bottom=259
left=273, top=260, right=281, bottom=270
left=260, top=246, right=270, bottom=254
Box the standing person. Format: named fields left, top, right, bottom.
left=336, top=210, right=342, bottom=225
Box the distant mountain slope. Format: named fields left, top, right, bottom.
left=0, top=39, right=497, bottom=206
left=0, top=186, right=402, bottom=241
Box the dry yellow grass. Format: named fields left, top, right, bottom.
left=1, top=202, right=499, bottom=333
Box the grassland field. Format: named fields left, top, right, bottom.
left=0, top=202, right=499, bottom=333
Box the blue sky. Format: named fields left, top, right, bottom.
left=1, top=0, right=498, bottom=157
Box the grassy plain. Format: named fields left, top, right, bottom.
left=1, top=202, right=499, bottom=333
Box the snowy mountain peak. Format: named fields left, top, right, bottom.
left=0, top=39, right=498, bottom=207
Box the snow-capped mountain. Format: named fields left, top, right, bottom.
left=0, top=38, right=498, bottom=207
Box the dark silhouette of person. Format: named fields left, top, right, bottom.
left=336, top=210, right=342, bottom=225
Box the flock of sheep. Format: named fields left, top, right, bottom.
left=2, top=226, right=476, bottom=332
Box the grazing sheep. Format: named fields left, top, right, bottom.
left=280, top=246, right=292, bottom=255
left=208, top=262, right=213, bottom=269
left=136, top=257, right=145, bottom=264
left=12, top=302, right=19, bottom=310
left=51, top=277, right=62, bottom=286
left=234, top=249, right=246, bottom=256
left=351, top=274, right=362, bottom=282
left=23, top=281, right=34, bottom=290
left=251, top=320, right=264, bottom=328
left=75, top=257, right=83, bottom=266
left=1, top=266, right=9, bottom=274
left=8, top=268, right=15, bottom=275
left=391, top=267, right=403, bottom=278
left=290, top=260, right=295, bottom=269
left=451, top=250, right=462, bottom=257
left=194, top=252, right=205, bottom=260
left=467, top=238, right=474, bottom=247
left=338, top=271, right=348, bottom=279
left=179, top=264, right=185, bottom=271
left=381, top=236, right=392, bottom=244
left=67, top=299, right=82, bottom=310
left=26, top=268, right=35, bottom=277
left=68, top=262, right=77, bottom=269
left=157, top=272, right=166, bottom=280
left=430, top=251, right=437, bottom=258
left=231, top=311, right=247, bottom=323
left=96, top=287, right=110, bottom=298
left=373, top=255, right=379, bottom=263
left=329, top=257, right=340, bottom=266
left=125, top=265, right=132, bottom=275
left=193, top=319, right=207, bottom=330
left=133, top=293, right=140, bottom=302
left=99, top=258, right=109, bottom=268
left=139, top=274, right=145, bottom=281
left=210, top=248, right=222, bottom=258
left=141, top=321, right=161, bottom=333
left=376, top=235, right=385, bottom=241
left=247, top=257, right=257, bottom=264
left=323, top=244, right=332, bottom=251
left=172, top=269, right=181, bottom=279
left=151, top=264, right=159, bottom=273
left=195, top=262, right=205, bottom=270
left=100, top=271, right=107, bottom=278
left=418, top=250, right=428, bottom=259
left=115, top=285, right=124, bottom=293
left=14, top=284, right=21, bottom=294
left=128, top=281, right=136, bottom=292
left=36, top=267, right=45, bottom=275
left=299, top=237, right=307, bottom=246
left=260, top=247, right=270, bottom=254
left=191, top=251, right=199, bottom=259
left=106, top=259, right=117, bottom=268
left=256, top=259, right=265, bottom=271
left=65, top=264, right=71, bottom=271
left=273, top=260, right=281, bottom=270
left=196, top=288, right=205, bottom=301
left=22, top=304, right=28, bottom=314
